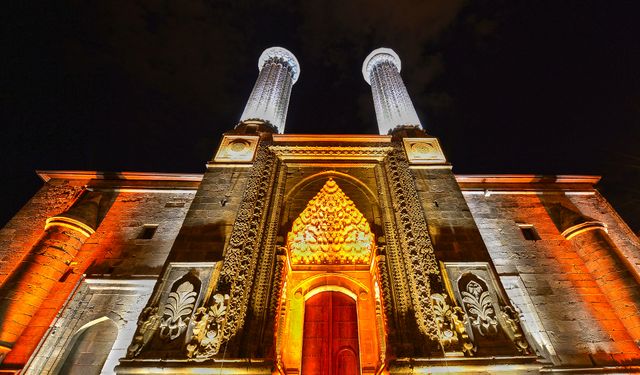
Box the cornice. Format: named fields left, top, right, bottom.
left=37, top=170, right=203, bottom=182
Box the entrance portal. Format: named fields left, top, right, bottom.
left=301, top=291, right=360, bottom=375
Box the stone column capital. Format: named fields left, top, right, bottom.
left=362, top=47, right=401, bottom=85
left=258, top=46, right=300, bottom=83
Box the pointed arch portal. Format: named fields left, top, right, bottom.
left=276, top=178, right=386, bottom=375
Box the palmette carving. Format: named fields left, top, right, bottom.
left=127, top=306, right=160, bottom=358
left=384, top=146, right=440, bottom=339
left=159, top=281, right=197, bottom=341
left=461, top=280, right=499, bottom=337
left=431, top=293, right=475, bottom=356
left=186, top=293, right=230, bottom=358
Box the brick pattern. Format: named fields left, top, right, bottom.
left=0, top=180, right=85, bottom=284
left=571, top=229, right=640, bottom=346
left=0, top=179, right=194, bottom=368
left=464, top=192, right=640, bottom=366
left=167, top=167, right=250, bottom=263
left=412, top=169, right=492, bottom=263
left=0, top=225, right=87, bottom=349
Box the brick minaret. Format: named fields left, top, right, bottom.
left=239, top=46, right=300, bottom=134
left=362, top=47, right=422, bottom=135
left=0, top=192, right=101, bottom=361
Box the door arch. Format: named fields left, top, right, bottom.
left=301, top=291, right=360, bottom=375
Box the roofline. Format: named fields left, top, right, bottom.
left=272, top=134, right=392, bottom=143
left=454, top=174, right=601, bottom=185
left=36, top=170, right=204, bottom=183
left=36, top=170, right=601, bottom=186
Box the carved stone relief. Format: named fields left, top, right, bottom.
left=186, top=293, right=230, bottom=358
left=441, top=262, right=531, bottom=355
left=214, top=135, right=260, bottom=163
left=125, top=262, right=218, bottom=358
left=460, top=276, right=499, bottom=337
left=402, top=137, right=447, bottom=164
left=382, top=146, right=440, bottom=340
left=159, top=280, right=198, bottom=341
left=216, top=142, right=278, bottom=346
left=430, top=293, right=475, bottom=356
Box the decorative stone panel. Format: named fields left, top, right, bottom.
left=441, top=262, right=531, bottom=355
left=126, top=262, right=219, bottom=359
left=402, top=137, right=446, bottom=164
left=213, top=135, right=260, bottom=163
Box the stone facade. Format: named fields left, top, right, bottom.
left=460, top=175, right=640, bottom=367
left=2, top=46, right=640, bottom=374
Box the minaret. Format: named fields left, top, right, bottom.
left=362, top=48, right=422, bottom=135
left=239, top=46, right=300, bottom=133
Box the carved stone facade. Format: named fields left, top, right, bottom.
left=2, top=47, right=640, bottom=374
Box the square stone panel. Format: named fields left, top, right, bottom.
left=214, top=135, right=260, bottom=163
left=403, top=137, right=447, bottom=164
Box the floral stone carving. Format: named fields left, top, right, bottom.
left=461, top=280, right=499, bottom=337
left=431, top=293, right=476, bottom=356
left=127, top=306, right=160, bottom=358
left=159, top=280, right=198, bottom=341
left=187, top=293, right=230, bottom=358
left=500, top=305, right=531, bottom=354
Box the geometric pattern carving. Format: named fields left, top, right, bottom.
left=217, top=143, right=277, bottom=345
left=270, top=145, right=393, bottom=161
left=287, top=178, right=374, bottom=265
left=384, top=146, right=440, bottom=340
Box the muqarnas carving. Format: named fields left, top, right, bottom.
left=286, top=178, right=374, bottom=265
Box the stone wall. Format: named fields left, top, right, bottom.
left=0, top=172, right=198, bottom=370
left=23, top=278, right=154, bottom=375
left=463, top=184, right=640, bottom=366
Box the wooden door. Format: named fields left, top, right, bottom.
left=301, top=291, right=360, bottom=375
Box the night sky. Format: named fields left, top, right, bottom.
left=3, top=1, right=640, bottom=232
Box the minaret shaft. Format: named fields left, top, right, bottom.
left=240, top=47, right=299, bottom=134
left=363, top=48, right=422, bottom=135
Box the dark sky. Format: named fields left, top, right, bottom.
left=3, top=1, right=640, bottom=232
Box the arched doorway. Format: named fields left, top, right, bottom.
left=56, top=317, right=118, bottom=374
left=302, top=291, right=360, bottom=375
left=275, top=178, right=386, bottom=374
